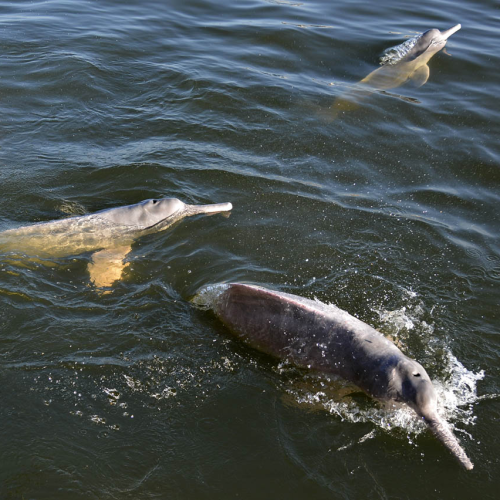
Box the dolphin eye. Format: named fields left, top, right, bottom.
left=413, top=372, right=421, bottom=377
left=152, top=200, right=158, bottom=204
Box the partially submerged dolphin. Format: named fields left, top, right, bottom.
left=197, top=283, right=473, bottom=470
left=0, top=198, right=232, bottom=288
left=332, top=24, right=461, bottom=116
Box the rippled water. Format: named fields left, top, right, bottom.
left=1, top=0, right=499, bottom=498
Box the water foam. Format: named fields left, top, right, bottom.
left=285, top=293, right=484, bottom=440
left=191, top=283, right=229, bottom=310
left=379, top=34, right=421, bottom=66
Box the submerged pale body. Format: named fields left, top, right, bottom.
left=200, top=283, right=473, bottom=470
left=0, top=198, right=232, bottom=288
left=332, top=24, right=461, bottom=116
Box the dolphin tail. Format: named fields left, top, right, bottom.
left=185, top=202, right=233, bottom=215
left=425, top=416, right=473, bottom=470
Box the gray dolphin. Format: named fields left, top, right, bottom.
left=0, top=198, right=232, bottom=288
left=332, top=24, right=461, bottom=116
left=197, top=283, right=473, bottom=470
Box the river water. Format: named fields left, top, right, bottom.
left=0, top=0, right=498, bottom=498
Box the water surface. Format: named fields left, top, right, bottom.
left=0, top=0, right=499, bottom=498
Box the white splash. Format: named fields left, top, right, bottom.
left=287, top=295, right=484, bottom=439
left=191, top=283, right=229, bottom=310
left=379, top=34, right=421, bottom=66
left=434, top=353, right=485, bottom=433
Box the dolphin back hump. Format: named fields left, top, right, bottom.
left=214, top=283, right=404, bottom=397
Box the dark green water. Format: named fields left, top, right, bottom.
left=0, top=0, right=498, bottom=498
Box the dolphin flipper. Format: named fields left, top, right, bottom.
left=409, top=64, right=430, bottom=87
left=88, top=245, right=132, bottom=289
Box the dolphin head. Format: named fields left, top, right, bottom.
left=415, top=24, right=461, bottom=57
left=393, top=357, right=437, bottom=418
left=98, top=198, right=185, bottom=229
left=392, top=356, right=473, bottom=470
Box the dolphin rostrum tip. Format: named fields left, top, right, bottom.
left=187, top=201, right=233, bottom=215
left=442, top=24, right=461, bottom=39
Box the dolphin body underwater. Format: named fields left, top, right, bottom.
left=0, top=198, right=232, bottom=288
left=196, top=283, right=474, bottom=470
left=332, top=24, right=461, bottom=116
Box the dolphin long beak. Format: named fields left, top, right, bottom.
left=186, top=202, right=233, bottom=215
left=425, top=415, right=473, bottom=470
left=440, top=24, right=461, bottom=41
